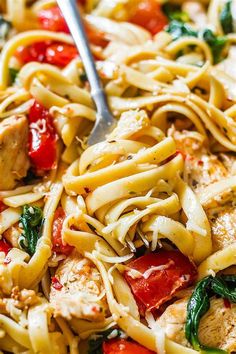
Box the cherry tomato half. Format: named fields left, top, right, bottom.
left=0, top=238, right=12, bottom=255
left=28, top=101, right=58, bottom=171
left=52, top=207, right=74, bottom=256
left=103, top=339, right=155, bottom=354
left=124, top=250, right=197, bottom=315
left=129, top=0, right=168, bottom=35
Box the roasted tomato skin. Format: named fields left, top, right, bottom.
left=124, top=250, right=197, bottom=315
left=38, top=5, right=108, bottom=47
left=16, top=41, right=78, bottom=67
left=45, top=43, right=78, bottom=67
left=0, top=238, right=12, bottom=255
left=15, top=42, right=48, bottom=64
left=129, top=0, right=168, bottom=35
left=0, top=201, right=7, bottom=213
left=103, top=339, right=156, bottom=354
left=38, top=6, right=70, bottom=33
left=28, top=101, right=58, bottom=171
left=52, top=207, right=74, bottom=256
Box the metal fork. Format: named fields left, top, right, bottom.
left=57, top=0, right=117, bottom=146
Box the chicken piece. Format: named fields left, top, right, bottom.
left=0, top=115, right=29, bottom=190
left=168, top=128, right=228, bottom=194
left=50, top=251, right=108, bottom=321
left=108, top=109, right=150, bottom=140
left=11, top=286, right=40, bottom=309
left=218, top=153, right=236, bottom=175
left=157, top=297, right=190, bottom=348
left=3, top=223, right=22, bottom=248
left=158, top=297, right=236, bottom=352
left=208, top=205, right=236, bottom=252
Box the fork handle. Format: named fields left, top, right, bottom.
left=57, top=0, right=108, bottom=113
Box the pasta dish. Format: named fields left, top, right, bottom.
left=1, top=0, right=236, bottom=353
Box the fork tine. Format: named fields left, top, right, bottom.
left=57, top=0, right=116, bottom=146
left=87, top=111, right=116, bottom=146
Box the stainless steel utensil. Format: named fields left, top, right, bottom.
left=57, top=0, right=116, bottom=146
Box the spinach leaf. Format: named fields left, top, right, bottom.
left=0, top=16, right=11, bottom=40
left=162, top=3, right=189, bottom=23
left=88, top=328, right=122, bottom=354
left=185, top=276, right=211, bottom=351
left=220, top=0, right=233, bottom=34
left=9, top=68, right=19, bottom=84
left=166, top=20, right=227, bottom=64
left=211, top=275, right=236, bottom=302
left=201, top=29, right=227, bottom=64
left=19, top=205, right=43, bottom=256
left=166, top=20, right=197, bottom=41
left=185, top=275, right=236, bottom=353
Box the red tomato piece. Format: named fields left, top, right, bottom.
left=28, top=101, right=57, bottom=171
left=0, top=201, right=7, bottom=213
left=15, top=42, right=48, bottom=64
left=129, top=0, right=168, bottom=35
left=0, top=238, right=12, bottom=255
left=38, top=6, right=70, bottom=33
left=38, top=6, right=108, bottom=47
left=51, top=276, right=63, bottom=290
left=124, top=250, right=197, bottom=315
left=45, top=43, right=78, bottom=67
left=52, top=207, right=74, bottom=255
left=103, top=339, right=155, bottom=354
left=15, top=41, right=77, bottom=67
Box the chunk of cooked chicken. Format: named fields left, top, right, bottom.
left=168, top=128, right=228, bottom=194
left=50, top=251, right=108, bottom=321
left=0, top=115, right=29, bottom=190
left=158, top=297, right=236, bottom=352
left=208, top=205, right=236, bottom=252
left=3, top=223, right=22, bottom=248
left=169, top=128, right=236, bottom=250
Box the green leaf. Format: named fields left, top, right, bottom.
left=220, top=0, right=233, bottom=34
left=166, top=20, right=198, bottom=41
left=0, top=16, right=11, bottom=40
left=9, top=68, right=19, bottom=84
left=211, top=275, right=236, bottom=303
left=185, top=276, right=211, bottom=350
left=185, top=275, right=235, bottom=353
left=162, top=3, right=189, bottom=23
left=19, top=205, right=43, bottom=256
left=88, top=328, right=122, bottom=354
left=166, top=20, right=227, bottom=64
left=201, top=29, right=227, bottom=64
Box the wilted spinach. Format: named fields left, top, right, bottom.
left=19, top=205, right=43, bottom=256
left=220, top=0, right=233, bottom=34
left=166, top=20, right=227, bottom=64
left=186, top=275, right=236, bottom=353
left=88, top=328, right=122, bottom=354
left=163, top=3, right=189, bottom=23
